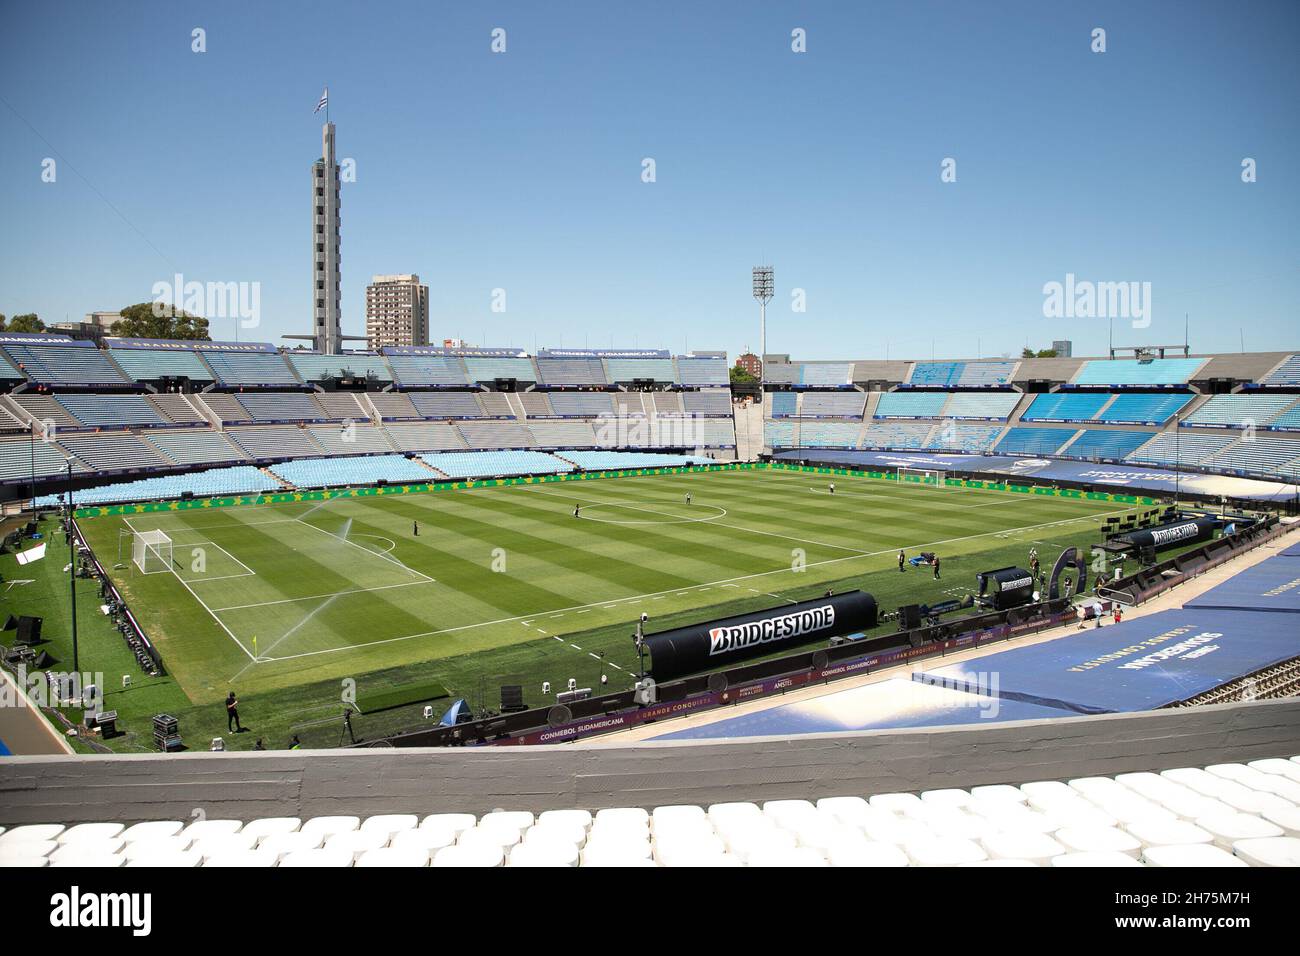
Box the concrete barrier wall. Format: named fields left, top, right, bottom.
left=1, top=698, right=1297, bottom=824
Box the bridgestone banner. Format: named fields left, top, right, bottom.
left=1110, top=516, right=1216, bottom=552
left=644, top=591, right=878, bottom=681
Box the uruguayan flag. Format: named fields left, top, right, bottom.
left=314, top=87, right=328, bottom=114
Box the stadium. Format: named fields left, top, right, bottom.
left=1, top=2, right=1297, bottom=903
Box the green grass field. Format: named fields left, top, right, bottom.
left=60, top=467, right=1146, bottom=746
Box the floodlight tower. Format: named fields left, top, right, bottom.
left=752, top=265, right=774, bottom=382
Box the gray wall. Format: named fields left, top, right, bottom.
left=2, top=698, right=1297, bottom=824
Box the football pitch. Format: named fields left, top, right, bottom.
left=78, top=467, right=1140, bottom=708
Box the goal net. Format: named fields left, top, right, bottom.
left=896, top=467, right=942, bottom=487
left=133, top=530, right=174, bottom=574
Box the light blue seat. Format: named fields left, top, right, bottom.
left=558, top=451, right=712, bottom=471
left=202, top=350, right=298, bottom=386
left=270, top=455, right=433, bottom=488
left=108, top=347, right=214, bottom=382
left=1074, top=358, right=1205, bottom=386
left=1065, top=430, right=1154, bottom=460
left=1020, top=393, right=1108, bottom=422
left=994, top=427, right=1073, bottom=455
left=942, top=392, right=1021, bottom=420
left=675, top=358, right=728, bottom=386
left=1094, top=393, right=1192, bottom=424
left=910, top=362, right=964, bottom=387
left=874, top=392, right=947, bottom=418
left=800, top=393, right=865, bottom=417
left=57, top=394, right=168, bottom=428
left=419, top=450, right=573, bottom=478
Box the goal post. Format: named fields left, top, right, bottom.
left=896, top=466, right=942, bottom=487
left=133, top=529, right=174, bottom=574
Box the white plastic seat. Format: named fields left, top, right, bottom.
left=903, top=837, right=987, bottom=867
left=814, top=796, right=873, bottom=825
left=969, top=785, right=1026, bottom=804
left=180, top=819, right=243, bottom=841
left=540, top=809, right=593, bottom=830
left=1195, top=812, right=1284, bottom=849
left=827, top=842, right=910, bottom=867
left=191, top=832, right=259, bottom=859
left=0, top=824, right=64, bottom=846
left=959, top=859, right=1039, bottom=866
left=300, top=816, right=361, bottom=841
left=121, top=821, right=184, bottom=843
left=1068, top=777, right=1125, bottom=800
left=0, top=855, right=48, bottom=867
left=1020, top=781, right=1075, bottom=806
left=200, top=849, right=278, bottom=867
left=355, top=847, right=430, bottom=867
left=747, top=846, right=827, bottom=867
left=432, top=844, right=504, bottom=867
left=461, top=825, right=522, bottom=851
left=1051, top=851, right=1143, bottom=867
left=1123, top=819, right=1213, bottom=848
left=1261, top=806, right=1300, bottom=837
left=258, top=831, right=324, bottom=858
left=359, top=814, right=418, bottom=839
left=48, top=852, right=125, bottom=868
left=278, top=848, right=354, bottom=868
left=420, top=813, right=476, bottom=836
left=479, top=810, right=534, bottom=831
left=860, top=816, right=934, bottom=845
left=1054, top=826, right=1141, bottom=858
left=59, top=822, right=125, bottom=844
left=509, top=841, right=579, bottom=867
left=1230, top=836, right=1300, bottom=867
left=869, top=792, right=923, bottom=814
left=122, top=836, right=193, bottom=860
left=0, top=839, right=57, bottom=860
left=980, top=831, right=1065, bottom=864
left=594, top=807, right=649, bottom=828
left=526, top=821, right=587, bottom=848
left=390, top=827, right=457, bottom=858
left=125, top=849, right=201, bottom=868
left=49, top=838, right=124, bottom=860
left=1142, top=844, right=1246, bottom=867
left=324, top=829, right=390, bottom=859
left=920, top=789, right=974, bottom=810
left=241, top=817, right=300, bottom=842
left=1248, top=758, right=1300, bottom=784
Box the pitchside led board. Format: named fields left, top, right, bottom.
left=1108, top=516, right=1217, bottom=553
left=644, top=591, right=878, bottom=681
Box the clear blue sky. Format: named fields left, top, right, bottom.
left=1, top=1, right=1296, bottom=360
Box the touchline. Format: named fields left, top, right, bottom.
left=49, top=887, right=152, bottom=937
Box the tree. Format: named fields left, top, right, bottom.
left=0, top=314, right=6, bottom=331
left=7, top=314, right=44, bottom=333
left=110, top=303, right=210, bottom=341
left=1021, top=347, right=1058, bottom=358
left=730, top=364, right=758, bottom=385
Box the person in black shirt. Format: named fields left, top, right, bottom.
left=898, top=549, right=905, bottom=572
left=225, top=691, right=242, bottom=733
left=413, top=520, right=419, bottom=536
left=932, top=555, right=941, bottom=580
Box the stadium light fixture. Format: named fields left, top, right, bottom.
left=752, top=265, right=773, bottom=382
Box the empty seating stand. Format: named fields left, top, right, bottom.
left=1185, top=394, right=1297, bottom=429
left=1066, top=430, right=1155, bottom=461
left=409, top=393, right=485, bottom=420
left=237, top=393, right=328, bottom=423
left=926, top=424, right=1004, bottom=452
left=201, top=351, right=299, bottom=387
left=1094, top=393, right=1192, bottom=424
left=386, top=355, right=469, bottom=387
left=270, top=455, right=432, bottom=489
left=227, top=426, right=325, bottom=461
left=419, top=450, right=572, bottom=478
left=1127, top=432, right=1236, bottom=467
left=35, top=465, right=280, bottom=507
left=308, top=425, right=395, bottom=456
left=874, top=392, right=947, bottom=418
left=765, top=420, right=796, bottom=448
left=2, top=341, right=131, bottom=386
left=107, top=347, right=214, bottom=384
left=518, top=392, right=556, bottom=417
left=797, top=422, right=860, bottom=447
left=910, top=362, right=964, bottom=387
left=1261, top=354, right=1300, bottom=385
left=526, top=422, right=599, bottom=448
left=57, top=433, right=169, bottom=473
left=287, top=354, right=393, bottom=385
left=800, top=393, right=866, bottom=417
left=368, top=393, right=422, bottom=420
left=457, top=421, right=535, bottom=449
left=769, top=393, right=797, bottom=418
left=943, top=392, right=1021, bottom=420
left=535, top=358, right=607, bottom=386
left=1020, top=393, right=1108, bottom=422
left=0, top=438, right=89, bottom=481
left=605, top=359, right=675, bottom=384
left=1073, top=358, right=1206, bottom=386
left=463, top=358, right=537, bottom=383
left=559, top=450, right=710, bottom=470
left=145, top=430, right=246, bottom=466
left=681, top=390, right=731, bottom=416
left=382, top=423, right=468, bottom=452
left=675, top=358, right=729, bottom=386
left=860, top=422, right=932, bottom=449
left=148, top=394, right=206, bottom=425
left=994, top=427, right=1074, bottom=456
left=55, top=395, right=168, bottom=429
left=547, top=392, right=614, bottom=417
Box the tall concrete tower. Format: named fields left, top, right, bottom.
left=312, top=122, right=342, bottom=354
